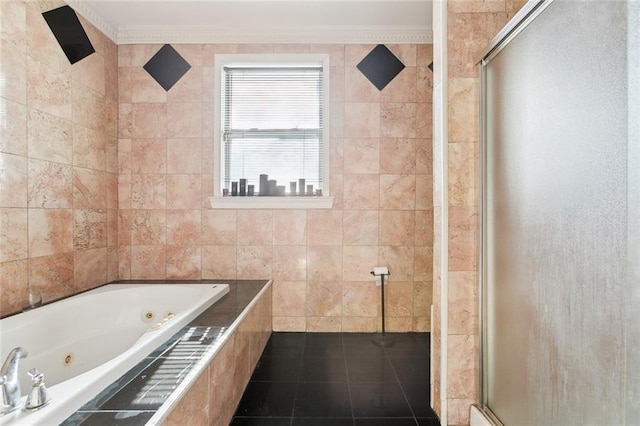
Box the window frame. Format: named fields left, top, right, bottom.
left=210, top=53, right=333, bottom=209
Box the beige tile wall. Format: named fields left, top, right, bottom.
left=0, top=1, right=433, bottom=332
left=117, top=43, right=434, bottom=332
left=0, top=0, right=118, bottom=316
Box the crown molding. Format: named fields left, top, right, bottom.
left=66, top=0, right=432, bottom=45
left=116, top=25, right=432, bottom=45
left=66, top=0, right=118, bottom=43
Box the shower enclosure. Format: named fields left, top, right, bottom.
left=477, top=0, right=639, bottom=424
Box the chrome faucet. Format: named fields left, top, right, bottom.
left=0, top=347, right=28, bottom=414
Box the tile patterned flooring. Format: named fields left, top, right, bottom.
left=231, top=332, right=440, bottom=426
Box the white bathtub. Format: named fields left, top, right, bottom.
left=0, top=283, right=229, bottom=426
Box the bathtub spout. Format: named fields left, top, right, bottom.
left=0, top=347, right=28, bottom=414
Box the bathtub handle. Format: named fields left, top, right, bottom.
left=25, top=368, right=51, bottom=411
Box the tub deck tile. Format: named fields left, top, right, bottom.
left=61, top=410, right=155, bottom=425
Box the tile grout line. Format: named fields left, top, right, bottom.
left=340, top=332, right=358, bottom=426
left=384, top=340, right=422, bottom=426
left=289, top=332, right=306, bottom=425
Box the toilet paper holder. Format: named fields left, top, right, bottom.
left=371, top=266, right=390, bottom=286
left=370, top=267, right=393, bottom=347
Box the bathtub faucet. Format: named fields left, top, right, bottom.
left=0, top=347, right=28, bottom=414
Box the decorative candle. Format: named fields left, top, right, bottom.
left=259, top=174, right=268, bottom=196
left=267, top=180, right=277, bottom=196
left=298, top=179, right=306, bottom=196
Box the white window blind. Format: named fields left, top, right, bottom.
left=222, top=66, right=324, bottom=195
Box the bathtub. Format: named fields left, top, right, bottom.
left=0, top=283, right=229, bottom=426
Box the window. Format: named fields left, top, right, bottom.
left=211, top=54, right=332, bottom=209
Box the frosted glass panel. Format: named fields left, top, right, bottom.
left=483, top=1, right=632, bottom=424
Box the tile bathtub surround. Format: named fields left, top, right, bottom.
left=0, top=0, right=118, bottom=316
left=162, top=279, right=272, bottom=426
left=63, top=326, right=227, bottom=426
left=117, top=43, right=434, bottom=333
left=61, top=279, right=272, bottom=426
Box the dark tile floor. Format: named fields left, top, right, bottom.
left=231, top=332, right=441, bottom=426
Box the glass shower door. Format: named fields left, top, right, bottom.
left=479, top=0, right=635, bottom=424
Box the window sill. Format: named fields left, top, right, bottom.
left=208, top=196, right=334, bottom=209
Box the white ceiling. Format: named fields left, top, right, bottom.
left=67, top=0, right=433, bottom=45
